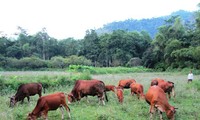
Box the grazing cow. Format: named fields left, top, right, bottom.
left=67, top=79, right=108, bottom=105
left=151, top=78, right=175, bottom=99
left=130, top=83, right=145, bottom=100
left=105, top=85, right=116, bottom=93
left=145, top=86, right=177, bottom=120
left=118, top=79, right=136, bottom=89
left=9, top=83, right=44, bottom=107
left=27, top=92, right=71, bottom=120
left=116, top=87, right=124, bottom=103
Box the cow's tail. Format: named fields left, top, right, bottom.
left=104, top=90, right=108, bottom=102
left=43, top=86, right=46, bottom=94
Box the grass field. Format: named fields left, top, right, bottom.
left=0, top=71, right=200, bottom=120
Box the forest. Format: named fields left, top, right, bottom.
left=0, top=7, right=200, bottom=71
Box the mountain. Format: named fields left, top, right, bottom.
left=96, top=10, right=195, bottom=38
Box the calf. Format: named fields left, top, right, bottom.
left=67, top=79, right=108, bottom=105
left=9, top=83, right=44, bottom=107
left=116, top=87, right=124, bottom=103
left=27, top=92, right=71, bottom=120
left=145, top=86, right=177, bottom=120
left=130, top=83, right=145, bottom=100
left=118, top=79, right=136, bottom=89
left=151, top=78, right=175, bottom=99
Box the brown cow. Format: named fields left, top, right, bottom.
left=67, top=79, right=108, bottom=105
left=130, top=83, right=145, bottom=100
left=116, top=87, right=124, bottom=103
left=118, top=79, right=136, bottom=89
left=145, top=86, right=177, bottom=120
left=105, top=85, right=116, bottom=93
left=27, top=92, right=70, bottom=120
left=151, top=78, right=175, bottom=99
left=9, top=83, right=44, bottom=107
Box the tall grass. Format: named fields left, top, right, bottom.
left=0, top=72, right=200, bottom=120
left=68, top=65, right=153, bottom=74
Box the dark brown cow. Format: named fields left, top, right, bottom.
left=118, top=79, right=136, bottom=89
left=9, top=83, right=44, bottom=107
left=105, top=85, right=116, bottom=93
left=116, top=87, right=124, bottom=103
left=67, top=79, right=108, bottom=105
left=27, top=92, right=70, bottom=120
left=130, top=83, right=145, bottom=100
left=145, top=86, right=177, bottom=120
left=151, top=78, right=175, bottom=99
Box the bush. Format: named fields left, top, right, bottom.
left=65, top=55, right=92, bottom=66
left=126, top=57, right=142, bottom=67
left=68, top=65, right=153, bottom=74
left=48, top=56, right=66, bottom=68
left=19, top=56, right=47, bottom=69
left=69, top=72, right=92, bottom=81
left=0, top=75, right=5, bottom=90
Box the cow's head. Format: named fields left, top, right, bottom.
left=166, top=106, right=177, bottom=120
left=151, top=80, right=158, bottom=86
left=9, top=96, right=16, bottom=107
left=67, top=93, right=76, bottom=104
left=27, top=113, right=37, bottom=120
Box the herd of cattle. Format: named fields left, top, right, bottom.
left=9, top=78, right=177, bottom=120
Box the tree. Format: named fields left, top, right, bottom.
left=79, top=29, right=100, bottom=66
left=58, top=38, right=80, bottom=57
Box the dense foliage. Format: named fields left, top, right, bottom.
left=1, top=8, right=200, bottom=70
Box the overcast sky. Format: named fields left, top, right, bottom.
left=0, top=0, right=199, bottom=39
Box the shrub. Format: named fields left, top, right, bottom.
left=126, top=57, right=142, bottom=67
left=48, top=56, right=66, bottom=68
left=65, top=55, right=92, bottom=66
left=69, top=72, right=92, bottom=81
left=19, top=56, right=47, bottom=69
left=68, top=65, right=153, bottom=74
left=0, top=75, right=5, bottom=90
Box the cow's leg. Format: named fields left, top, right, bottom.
left=21, top=98, right=24, bottom=104
left=27, top=96, right=30, bottom=103
left=149, top=105, right=155, bottom=120
left=43, top=111, right=48, bottom=120
left=85, top=96, right=89, bottom=103
left=167, top=92, right=171, bottom=99
left=172, top=87, right=175, bottom=98
left=136, top=92, right=140, bottom=99
left=63, top=104, right=71, bottom=119
left=131, top=91, right=134, bottom=96
left=100, top=94, right=105, bottom=105
left=60, top=106, right=64, bottom=120
left=159, top=111, right=163, bottom=120
left=77, top=92, right=81, bottom=100
left=38, top=91, right=42, bottom=97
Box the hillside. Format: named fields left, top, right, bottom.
left=96, top=10, right=195, bottom=38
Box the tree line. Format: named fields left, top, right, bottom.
left=0, top=5, right=200, bottom=70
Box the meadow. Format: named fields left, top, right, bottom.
left=0, top=71, right=200, bottom=120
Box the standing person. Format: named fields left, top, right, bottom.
left=187, top=70, right=194, bottom=83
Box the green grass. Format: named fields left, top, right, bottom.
left=0, top=72, right=200, bottom=120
